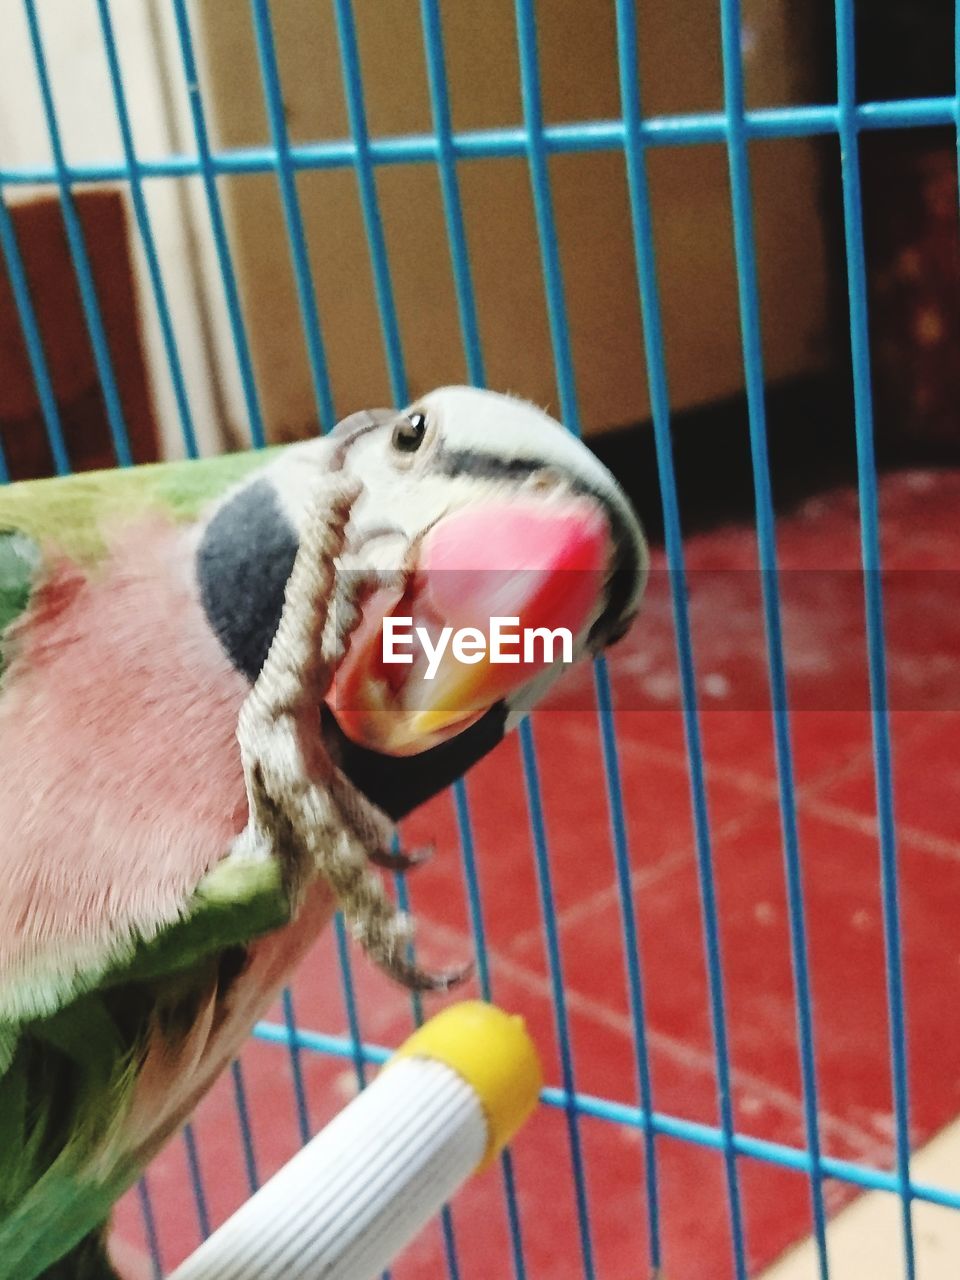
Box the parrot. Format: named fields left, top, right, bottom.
left=0, top=385, right=647, bottom=1279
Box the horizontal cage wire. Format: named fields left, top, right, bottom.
left=1, top=0, right=959, bottom=1278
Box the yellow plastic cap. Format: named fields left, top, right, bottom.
left=390, top=1001, right=542, bottom=1168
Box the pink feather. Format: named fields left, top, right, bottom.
left=0, top=511, right=340, bottom=1182
left=0, top=516, right=251, bottom=1016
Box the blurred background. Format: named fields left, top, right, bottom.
left=0, top=0, right=954, bottom=521
left=2, top=2, right=960, bottom=1278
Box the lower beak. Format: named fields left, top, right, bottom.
left=328, top=496, right=610, bottom=755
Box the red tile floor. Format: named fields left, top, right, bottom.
left=113, top=469, right=960, bottom=1278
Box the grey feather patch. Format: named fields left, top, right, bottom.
left=197, top=479, right=299, bottom=682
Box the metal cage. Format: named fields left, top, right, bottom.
left=2, top=1, right=959, bottom=1278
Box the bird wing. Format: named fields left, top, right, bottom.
left=0, top=452, right=293, bottom=1046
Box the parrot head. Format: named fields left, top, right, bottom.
left=198, top=386, right=646, bottom=820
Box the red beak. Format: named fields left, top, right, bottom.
left=328, top=496, right=609, bottom=755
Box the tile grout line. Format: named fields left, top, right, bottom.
left=504, top=798, right=768, bottom=962
left=607, top=718, right=960, bottom=860
left=503, top=790, right=776, bottom=955
left=799, top=797, right=960, bottom=864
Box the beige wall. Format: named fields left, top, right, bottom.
left=197, top=0, right=831, bottom=441
left=0, top=0, right=240, bottom=457
left=0, top=1, right=831, bottom=451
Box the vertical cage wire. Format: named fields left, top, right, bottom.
left=518, top=718, right=597, bottom=1280
left=591, top=658, right=663, bottom=1272
left=169, top=0, right=266, bottom=450
left=506, top=50, right=670, bottom=1280
left=249, top=0, right=336, bottom=433
left=136, top=1175, right=164, bottom=1280
left=2, top=0, right=960, bottom=1276
left=618, top=2, right=752, bottom=1267
left=280, top=985, right=312, bottom=1148
left=835, top=2, right=916, bottom=1276
left=331, top=0, right=408, bottom=407
left=717, top=0, right=830, bottom=1274
left=181, top=1123, right=212, bottom=1244
left=230, top=1057, right=261, bottom=1195
left=417, top=4, right=531, bottom=1271
left=614, top=3, right=747, bottom=1265
left=451, top=779, right=530, bottom=1280
left=95, top=0, right=199, bottom=461
left=0, top=191, right=64, bottom=476
left=22, top=0, right=133, bottom=468
left=332, top=912, right=396, bottom=1280
left=333, top=911, right=369, bottom=1094
left=393, top=866, right=465, bottom=1280
left=512, top=1, right=602, bottom=1273
left=417, top=0, right=486, bottom=390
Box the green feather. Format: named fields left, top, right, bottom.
left=0, top=529, right=41, bottom=628
left=36, top=1232, right=118, bottom=1279
left=105, top=856, right=291, bottom=988
left=0, top=449, right=283, bottom=679
left=0, top=447, right=303, bottom=1274
left=0, top=990, right=139, bottom=1278
left=0, top=447, right=280, bottom=567
left=0, top=530, right=42, bottom=681
left=0, top=855, right=291, bottom=1278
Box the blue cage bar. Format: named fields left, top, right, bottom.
left=2, top=1, right=959, bottom=1278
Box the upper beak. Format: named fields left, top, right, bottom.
left=327, top=495, right=610, bottom=755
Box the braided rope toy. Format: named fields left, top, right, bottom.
left=232, top=477, right=469, bottom=993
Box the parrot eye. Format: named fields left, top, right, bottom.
left=525, top=467, right=564, bottom=494
left=392, top=412, right=428, bottom=454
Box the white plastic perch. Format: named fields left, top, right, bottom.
left=168, top=1002, right=542, bottom=1280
